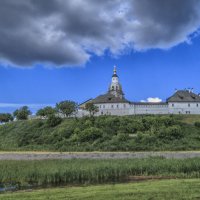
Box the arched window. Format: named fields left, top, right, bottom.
left=112, top=86, right=114, bottom=90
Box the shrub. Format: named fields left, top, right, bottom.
left=158, top=125, right=183, bottom=140
left=194, top=122, right=200, bottom=128
left=78, top=127, right=103, bottom=142
left=46, top=115, right=62, bottom=127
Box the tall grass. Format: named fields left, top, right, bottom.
left=0, top=158, right=200, bottom=188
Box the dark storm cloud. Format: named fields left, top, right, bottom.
left=130, top=0, right=200, bottom=49
left=0, top=0, right=200, bottom=67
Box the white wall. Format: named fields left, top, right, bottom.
left=135, top=104, right=169, bottom=115
left=78, top=102, right=200, bottom=117
left=95, top=103, right=130, bottom=116
left=168, top=102, right=200, bottom=114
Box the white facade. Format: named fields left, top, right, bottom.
left=79, top=67, right=200, bottom=116
left=90, top=101, right=200, bottom=116
left=168, top=102, right=200, bottom=115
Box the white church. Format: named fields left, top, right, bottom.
left=79, top=67, right=200, bottom=116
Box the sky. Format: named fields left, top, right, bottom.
left=1, top=0, right=200, bottom=113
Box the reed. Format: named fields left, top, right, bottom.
left=0, top=157, right=200, bottom=188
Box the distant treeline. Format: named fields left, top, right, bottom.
left=0, top=100, right=98, bottom=123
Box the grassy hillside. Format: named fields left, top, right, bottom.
left=0, top=179, right=200, bottom=200
left=0, top=115, right=200, bottom=151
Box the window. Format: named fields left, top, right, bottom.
left=188, top=104, right=190, bottom=107
left=117, top=104, right=119, bottom=108
left=103, top=105, right=105, bottom=108
left=111, top=105, right=114, bottom=108
left=116, top=86, right=118, bottom=90
left=197, top=104, right=199, bottom=107
left=124, top=104, right=126, bottom=108
left=112, top=86, right=114, bottom=90
left=172, top=104, right=174, bottom=107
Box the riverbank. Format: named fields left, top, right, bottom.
left=0, top=179, right=199, bottom=200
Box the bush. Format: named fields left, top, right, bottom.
left=158, top=125, right=183, bottom=140
left=194, top=122, right=200, bottom=128
left=46, top=115, right=62, bottom=127
left=78, top=127, right=103, bottom=142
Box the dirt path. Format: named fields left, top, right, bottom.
left=0, top=151, right=200, bottom=160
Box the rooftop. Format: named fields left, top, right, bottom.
left=92, top=93, right=130, bottom=104
left=167, top=90, right=200, bottom=102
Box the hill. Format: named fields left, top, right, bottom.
left=0, top=115, right=200, bottom=151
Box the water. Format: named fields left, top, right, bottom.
left=0, top=186, right=16, bottom=192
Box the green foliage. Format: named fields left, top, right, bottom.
left=0, top=158, right=199, bottom=188
left=0, top=179, right=200, bottom=200
left=78, top=127, right=103, bottom=142
left=56, top=100, right=78, bottom=117
left=46, top=115, right=62, bottom=127
left=158, top=125, right=183, bottom=140
left=0, top=113, right=13, bottom=123
left=85, top=103, right=99, bottom=116
left=13, top=106, right=31, bottom=120
left=194, top=121, right=200, bottom=128
left=0, top=115, right=200, bottom=151
left=36, top=106, right=56, bottom=118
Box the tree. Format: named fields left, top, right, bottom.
left=56, top=101, right=78, bottom=117
left=0, top=113, right=13, bottom=123
left=85, top=103, right=99, bottom=116
left=13, top=106, right=31, bottom=120
left=36, top=106, right=56, bottom=118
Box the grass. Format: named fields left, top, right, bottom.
left=0, top=179, right=200, bottom=200
left=0, top=158, right=200, bottom=188
left=179, top=115, right=200, bottom=124
left=2, top=114, right=200, bottom=152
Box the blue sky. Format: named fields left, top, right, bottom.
left=0, top=0, right=200, bottom=113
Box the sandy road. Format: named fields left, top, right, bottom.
left=0, top=151, right=200, bottom=160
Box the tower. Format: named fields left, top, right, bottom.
left=108, top=66, right=124, bottom=99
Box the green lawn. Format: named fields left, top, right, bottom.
left=0, top=179, right=200, bottom=200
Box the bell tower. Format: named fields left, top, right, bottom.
left=108, top=66, right=124, bottom=99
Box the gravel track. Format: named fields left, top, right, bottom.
left=0, top=152, right=200, bottom=160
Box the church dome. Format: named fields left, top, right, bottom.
left=108, top=66, right=124, bottom=99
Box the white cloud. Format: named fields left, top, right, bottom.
left=141, top=97, right=162, bottom=103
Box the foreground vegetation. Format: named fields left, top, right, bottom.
left=0, top=158, right=199, bottom=188
left=0, top=115, right=200, bottom=151
left=0, top=179, right=200, bottom=200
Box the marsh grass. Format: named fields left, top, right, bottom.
left=0, top=158, right=200, bottom=188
